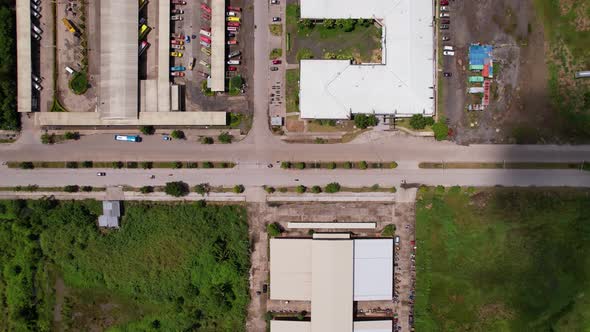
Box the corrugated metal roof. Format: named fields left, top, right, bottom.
left=353, top=239, right=393, bottom=301
left=210, top=0, right=226, bottom=91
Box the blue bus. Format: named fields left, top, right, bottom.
left=114, top=135, right=141, bottom=142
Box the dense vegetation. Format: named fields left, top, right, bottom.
left=0, top=200, right=250, bottom=331
left=0, top=1, right=18, bottom=130
left=416, top=187, right=590, bottom=331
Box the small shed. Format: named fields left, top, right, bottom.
left=271, top=116, right=283, bottom=126
left=98, top=201, right=120, bottom=228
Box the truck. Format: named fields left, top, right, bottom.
left=199, top=29, right=211, bottom=37
left=227, top=40, right=238, bottom=45
left=139, top=24, right=151, bottom=40
left=199, top=35, right=211, bottom=44
left=226, top=16, right=240, bottom=22
left=228, top=50, right=241, bottom=58
left=61, top=18, right=78, bottom=35
left=114, top=135, right=141, bottom=142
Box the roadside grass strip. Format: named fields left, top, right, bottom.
left=280, top=161, right=398, bottom=170
left=419, top=162, right=589, bottom=170
left=8, top=161, right=236, bottom=169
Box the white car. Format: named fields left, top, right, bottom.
left=443, top=45, right=454, bottom=51
left=440, top=6, right=449, bottom=11
left=440, top=12, right=450, bottom=18
left=443, top=51, right=455, bottom=56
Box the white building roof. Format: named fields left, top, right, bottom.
left=353, top=321, right=393, bottom=332
left=270, top=239, right=313, bottom=301
left=270, top=321, right=311, bottom=332
left=353, top=239, right=393, bottom=301
left=99, top=0, right=139, bottom=119
left=210, top=0, right=226, bottom=91
left=299, top=0, right=434, bottom=119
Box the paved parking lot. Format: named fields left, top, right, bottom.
left=268, top=0, right=286, bottom=123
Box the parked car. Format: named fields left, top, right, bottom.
left=188, top=57, right=196, bottom=70
left=270, top=66, right=279, bottom=71
left=226, top=11, right=238, bottom=17
left=171, top=44, right=185, bottom=50
left=171, top=15, right=183, bottom=21
left=227, top=21, right=241, bottom=27
left=441, top=19, right=450, bottom=24
left=440, top=12, right=450, bottom=18
left=228, top=50, right=241, bottom=58
left=228, top=66, right=237, bottom=71
left=227, top=40, right=238, bottom=45
left=201, top=3, right=212, bottom=13
left=200, top=40, right=211, bottom=48
left=32, top=10, right=41, bottom=19
left=170, top=51, right=183, bottom=57
left=440, top=0, right=449, bottom=5
left=443, top=72, right=452, bottom=77
left=272, top=17, right=281, bottom=22
left=172, top=0, right=187, bottom=4
left=171, top=72, right=185, bottom=77
left=170, top=66, right=186, bottom=71
left=442, top=35, right=450, bottom=41
left=440, top=24, right=449, bottom=29
left=162, top=135, right=172, bottom=141
left=227, top=6, right=241, bottom=12
left=272, top=59, right=281, bottom=64
left=443, top=51, right=455, bottom=56
left=440, top=6, right=449, bottom=11
left=271, top=0, right=279, bottom=4
left=227, top=32, right=236, bottom=37
left=171, top=39, right=184, bottom=45
left=33, top=83, right=43, bottom=91
left=443, top=45, right=454, bottom=51
left=395, top=236, right=400, bottom=245
left=227, top=60, right=241, bottom=65
left=171, top=9, right=184, bottom=14
left=97, top=172, right=106, bottom=176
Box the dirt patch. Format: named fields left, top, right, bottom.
left=286, top=115, right=305, bottom=132
left=574, top=4, right=590, bottom=31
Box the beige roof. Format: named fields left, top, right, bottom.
left=140, top=80, right=158, bottom=112
left=311, top=239, right=354, bottom=332
left=270, top=238, right=312, bottom=301
left=36, top=111, right=227, bottom=126
left=270, top=321, right=311, bottom=332
left=312, top=233, right=350, bottom=239
left=99, top=0, right=139, bottom=119
left=157, top=0, right=171, bottom=111
left=353, top=320, right=393, bottom=332
left=210, top=0, right=226, bottom=91
left=16, top=0, right=32, bottom=113
left=288, top=222, right=376, bottom=229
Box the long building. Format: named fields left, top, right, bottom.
left=299, top=0, right=435, bottom=119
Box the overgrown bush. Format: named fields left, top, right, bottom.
left=63, top=185, right=79, bottom=193
left=140, top=125, right=155, bottom=135
left=354, top=114, right=378, bottom=129
left=194, top=183, right=210, bottom=196
left=218, top=132, right=233, bottom=144
left=140, top=186, right=153, bottom=194
left=267, top=223, right=282, bottom=237
left=200, top=136, right=214, bottom=144
left=233, top=184, right=245, bottom=194
left=164, top=181, right=189, bottom=197
left=296, top=185, right=307, bottom=194
left=311, top=185, right=322, bottom=193
left=20, top=162, right=34, bottom=169
left=324, top=182, right=341, bottom=193
left=81, top=186, right=93, bottom=192
left=171, top=130, right=185, bottom=140
left=433, top=121, right=449, bottom=141
left=281, top=161, right=291, bottom=169
left=82, top=161, right=93, bottom=168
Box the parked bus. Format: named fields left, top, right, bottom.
left=114, top=135, right=141, bottom=142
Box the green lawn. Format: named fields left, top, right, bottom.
left=416, top=187, right=590, bottom=331
left=0, top=200, right=250, bottom=331
left=286, top=69, right=300, bottom=113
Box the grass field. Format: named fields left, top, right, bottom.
left=416, top=187, right=590, bottom=331
left=286, top=69, right=300, bottom=113
left=0, top=200, right=250, bottom=331
left=533, top=0, right=590, bottom=141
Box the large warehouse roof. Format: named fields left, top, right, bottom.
left=210, top=0, right=226, bottom=91
left=99, top=0, right=139, bottom=119
left=16, top=0, right=32, bottom=113
left=270, top=239, right=313, bottom=300
left=299, top=0, right=434, bottom=119
left=353, top=239, right=393, bottom=301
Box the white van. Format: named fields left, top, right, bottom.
left=32, top=24, right=42, bottom=34
left=227, top=60, right=240, bottom=65
left=443, top=51, right=455, bottom=56
left=226, top=11, right=238, bottom=17
left=443, top=45, right=454, bottom=51
left=65, top=66, right=75, bottom=75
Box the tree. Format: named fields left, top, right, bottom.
left=344, top=162, right=352, bottom=169
left=81, top=186, right=93, bottom=192
left=359, top=161, right=368, bottom=170
left=296, top=185, right=307, bottom=194
left=19, top=162, right=34, bottom=169
left=171, top=130, right=185, bottom=140
left=432, top=121, right=449, bottom=141
left=354, top=114, right=378, bottom=129
left=194, top=183, right=210, bottom=196
left=41, top=133, right=54, bottom=144
left=173, top=161, right=183, bottom=169
left=66, top=161, right=78, bottom=168
left=140, top=186, right=154, bottom=194
left=264, top=312, right=274, bottom=321
left=324, top=182, right=341, bottom=193
left=323, top=18, right=336, bottom=29
left=233, top=185, right=245, bottom=194
left=69, top=72, right=89, bottom=95
left=140, top=125, right=155, bottom=135
left=187, top=162, right=198, bottom=168
left=281, top=161, right=291, bottom=169
left=311, top=185, right=322, bottom=193
left=202, top=161, right=213, bottom=168
left=63, top=131, right=79, bottom=140
left=267, top=223, right=282, bottom=237
left=294, top=162, right=306, bottom=170
left=218, top=132, right=233, bottom=144
left=381, top=224, right=395, bottom=237
left=409, top=114, right=428, bottom=129
left=112, top=161, right=123, bottom=169
left=264, top=186, right=275, bottom=194
left=63, top=185, right=79, bottom=193
left=297, top=310, right=307, bottom=320
left=127, top=162, right=138, bottom=169
left=82, top=161, right=93, bottom=168
left=200, top=136, right=214, bottom=144
left=164, top=181, right=189, bottom=197
left=327, top=162, right=336, bottom=170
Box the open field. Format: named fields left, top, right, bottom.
left=285, top=3, right=382, bottom=64
left=416, top=187, right=590, bottom=331
left=0, top=200, right=250, bottom=331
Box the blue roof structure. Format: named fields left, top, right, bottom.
left=469, top=44, right=493, bottom=66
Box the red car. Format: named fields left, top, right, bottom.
left=440, top=0, right=449, bottom=5
left=272, top=59, right=281, bottom=64
left=171, top=72, right=185, bottom=77
left=200, top=35, right=212, bottom=44
left=227, top=21, right=241, bottom=27
left=227, top=6, right=241, bottom=12
left=227, top=39, right=238, bottom=45
left=201, top=3, right=211, bottom=13
left=228, top=66, right=237, bottom=71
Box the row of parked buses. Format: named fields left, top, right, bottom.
left=225, top=5, right=242, bottom=72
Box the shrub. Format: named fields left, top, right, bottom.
left=200, top=136, right=214, bottom=144
left=187, top=162, right=198, bottom=168
left=63, top=131, right=79, bottom=140
left=82, top=161, right=93, bottom=168
left=66, top=161, right=78, bottom=168
left=221, top=162, right=229, bottom=168
left=264, top=312, right=274, bottom=321
left=81, top=186, right=93, bottom=192
left=69, top=72, right=89, bottom=95
left=278, top=187, right=288, bottom=193
left=409, top=114, right=428, bottom=130
left=202, top=161, right=213, bottom=169
left=307, top=229, right=315, bottom=236
left=127, top=161, right=138, bottom=169
left=233, top=184, right=245, bottom=194
left=173, top=161, right=183, bottom=169
left=359, top=161, right=368, bottom=170
left=294, top=162, right=305, bottom=170
left=140, top=161, right=153, bottom=169
left=20, top=162, right=34, bottom=169
left=433, top=121, right=449, bottom=141
left=311, top=185, right=322, bottom=194
left=218, top=132, right=233, bottom=144
left=264, top=186, right=275, bottom=194
left=164, top=181, right=189, bottom=197
left=140, top=125, right=155, bottom=135
left=324, top=182, right=341, bottom=193
left=112, top=161, right=123, bottom=169
left=296, top=48, right=313, bottom=61
left=371, top=184, right=380, bottom=191
left=390, top=162, right=398, bottom=169
left=297, top=310, right=307, bottom=321
left=381, top=224, right=395, bottom=237
left=267, top=223, right=282, bottom=237
left=194, top=183, right=210, bottom=196
left=344, top=162, right=352, bottom=169
left=281, top=161, right=291, bottom=169
left=390, top=186, right=397, bottom=193
left=336, top=18, right=356, bottom=31
left=269, top=47, right=282, bottom=59
left=354, top=114, right=378, bottom=129
left=41, top=133, right=55, bottom=144
left=298, top=19, right=314, bottom=30
left=296, top=185, right=307, bottom=194
left=63, top=185, right=79, bottom=193
left=170, top=130, right=185, bottom=140
left=323, top=18, right=336, bottom=29
left=24, top=185, right=38, bottom=192
left=140, top=186, right=154, bottom=194
left=327, top=162, right=336, bottom=169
